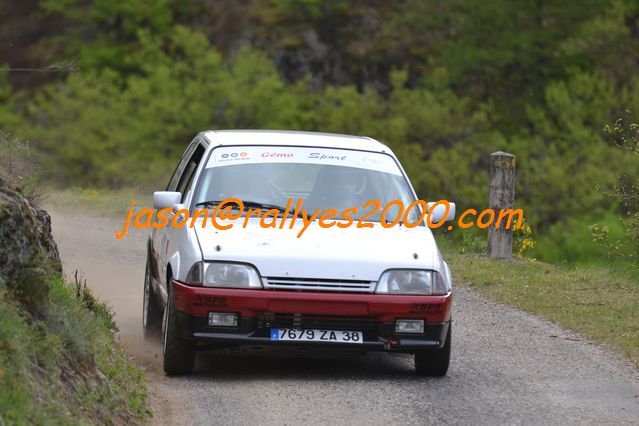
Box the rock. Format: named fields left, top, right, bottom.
left=0, top=175, right=61, bottom=287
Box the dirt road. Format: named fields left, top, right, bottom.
left=49, top=208, right=639, bottom=425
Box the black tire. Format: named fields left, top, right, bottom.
left=142, top=258, right=162, bottom=339
left=162, top=279, right=196, bottom=375
left=414, top=323, right=451, bottom=377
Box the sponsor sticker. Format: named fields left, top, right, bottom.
left=217, top=151, right=250, bottom=163
left=207, top=146, right=401, bottom=175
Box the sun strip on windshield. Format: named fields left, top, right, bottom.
left=205, top=146, right=403, bottom=176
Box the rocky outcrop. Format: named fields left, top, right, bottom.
left=0, top=175, right=61, bottom=290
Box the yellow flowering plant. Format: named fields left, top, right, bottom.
left=513, top=219, right=535, bottom=257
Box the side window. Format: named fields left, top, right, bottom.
left=166, top=143, right=197, bottom=191
left=176, top=145, right=206, bottom=202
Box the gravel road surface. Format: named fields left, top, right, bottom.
left=49, top=208, right=639, bottom=425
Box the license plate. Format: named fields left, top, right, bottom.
left=270, top=328, right=363, bottom=344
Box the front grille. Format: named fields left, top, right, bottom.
left=263, top=276, right=375, bottom=293
left=257, top=312, right=378, bottom=335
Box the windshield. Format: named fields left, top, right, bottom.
left=192, top=146, right=421, bottom=223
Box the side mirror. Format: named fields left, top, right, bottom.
left=427, top=201, right=456, bottom=223
left=153, top=191, right=182, bottom=210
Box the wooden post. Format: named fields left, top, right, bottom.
left=487, top=151, right=516, bottom=259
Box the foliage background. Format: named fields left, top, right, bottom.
left=1, top=0, right=638, bottom=265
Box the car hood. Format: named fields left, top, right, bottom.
left=193, top=219, right=441, bottom=281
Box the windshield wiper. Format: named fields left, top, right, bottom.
left=195, top=200, right=226, bottom=208
left=242, top=200, right=291, bottom=212
left=195, top=199, right=294, bottom=215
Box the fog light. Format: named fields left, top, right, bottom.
left=395, top=319, right=424, bottom=334
left=208, top=312, right=238, bottom=327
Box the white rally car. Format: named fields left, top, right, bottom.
left=144, top=130, right=455, bottom=375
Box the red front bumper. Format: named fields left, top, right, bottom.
left=172, top=280, right=453, bottom=323
left=171, top=280, right=452, bottom=351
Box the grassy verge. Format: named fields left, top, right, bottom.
left=440, top=242, right=639, bottom=368
left=0, top=274, right=150, bottom=424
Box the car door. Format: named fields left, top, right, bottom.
left=151, top=139, right=201, bottom=300
left=155, top=141, right=207, bottom=301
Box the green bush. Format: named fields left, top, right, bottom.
left=531, top=210, right=629, bottom=264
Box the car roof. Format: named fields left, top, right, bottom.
left=201, top=130, right=391, bottom=153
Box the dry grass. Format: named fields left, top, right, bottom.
left=45, top=187, right=151, bottom=218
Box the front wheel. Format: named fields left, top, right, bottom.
left=414, top=323, right=451, bottom=377
left=162, top=282, right=196, bottom=375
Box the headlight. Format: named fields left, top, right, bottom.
left=185, top=262, right=263, bottom=289
left=375, top=270, right=448, bottom=295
